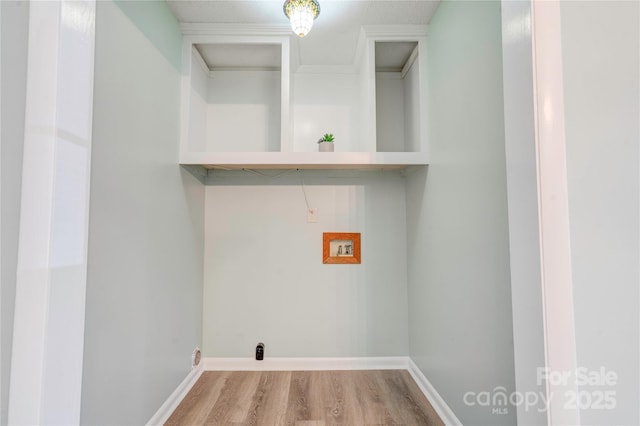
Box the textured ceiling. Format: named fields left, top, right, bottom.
left=167, top=0, right=440, bottom=67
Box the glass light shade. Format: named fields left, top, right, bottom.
left=283, top=0, right=320, bottom=38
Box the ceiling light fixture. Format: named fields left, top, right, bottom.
left=283, top=0, right=320, bottom=38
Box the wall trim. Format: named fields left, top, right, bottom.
left=407, top=358, right=462, bottom=426
left=530, top=0, right=580, bottom=423
left=8, top=2, right=96, bottom=423
left=146, top=365, right=204, bottom=426
left=203, top=356, right=409, bottom=371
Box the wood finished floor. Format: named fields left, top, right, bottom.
left=166, top=370, right=444, bottom=426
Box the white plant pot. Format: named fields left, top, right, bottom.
left=318, top=142, right=334, bottom=152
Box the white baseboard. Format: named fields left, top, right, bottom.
left=203, top=356, right=409, bottom=371
left=146, top=364, right=204, bottom=426
left=407, top=358, right=462, bottom=426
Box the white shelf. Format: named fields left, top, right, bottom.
left=180, top=151, right=429, bottom=170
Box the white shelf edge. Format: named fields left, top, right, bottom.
left=179, top=151, right=429, bottom=170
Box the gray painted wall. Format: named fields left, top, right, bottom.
left=561, top=2, right=639, bottom=423
left=0, top=2, right=28, bottom=424
left=80, top=1, right=204, bottom=424
left=405, top=1, right=516, bottom=424
left=203, top=170, right=409, bottom=358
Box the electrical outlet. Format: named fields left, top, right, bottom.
left=307, top=207, right=318, bottom=223
left=192, top=347, right=201, bottom=368
left=256, top=343, right=265, bottom=361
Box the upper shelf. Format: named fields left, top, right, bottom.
left=180, top=151, right=429, bottom=170
left=179, top=25, right=429, bottom=169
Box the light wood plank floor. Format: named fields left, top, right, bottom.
left=166, top=370, right=444, bottom=425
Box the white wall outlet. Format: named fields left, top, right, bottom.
left=307, top=207, right=318, bottom=223
left=192, top=347, right=201, bottom=368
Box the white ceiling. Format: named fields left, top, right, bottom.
left=167, top=0, right=440, bottom=68
left=375, top=41, right=418, bottom=71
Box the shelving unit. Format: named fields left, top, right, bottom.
left=179, top=25, right=429, bottom=170
left=375, top=41, right=421, bottom=153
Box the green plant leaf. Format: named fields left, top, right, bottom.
left=322, top=133, right=335, bottom=142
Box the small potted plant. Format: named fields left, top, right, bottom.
left=318, top=133, right=335, bottom=152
